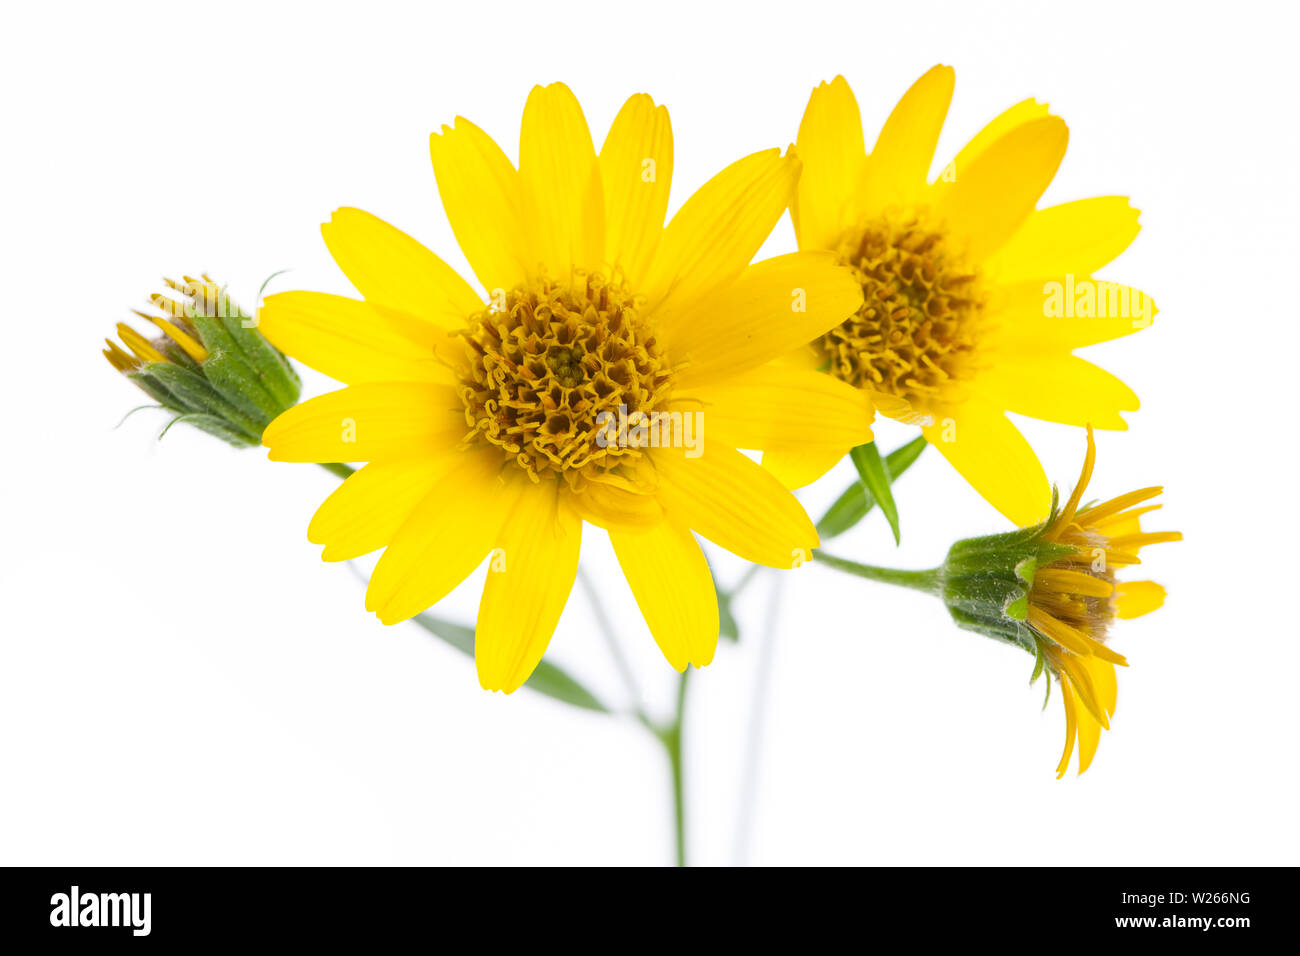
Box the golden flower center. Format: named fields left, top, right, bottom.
left=456, top=273, right=673, bottom=488
left=821, top=211, right=986, bottom=412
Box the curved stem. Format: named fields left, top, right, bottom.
left=577, top=566, right=653, bottom=730
left=662, top=667, right=690, bottom=867
left=813, top=549, right=943, bottom=595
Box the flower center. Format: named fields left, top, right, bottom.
left=456, top=273, right=673, bottom=489
left=821, top=210, right=986, bottom=415
left=1029, top=534, right=1119, bottom=644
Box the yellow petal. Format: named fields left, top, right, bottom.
left=1074, top=704, right=1103, bottom=774
left=320, top=208, right=483, bottom=328
left=652, top=444, right=817, bottom=568
left=263, top=382, right=466, bottom=463
left=793, top=76, right=867, bottom=251
left=309, top=458, right=454, bottom=561
left=1055, top=676, right=1078, bottom=779
left=1115, top=580, right=1167, bottom=619
left=859, top=65, right=955, bottom=212
left=676, top=364, right=872, bottom=453
left=519, top=82, right=604, bottom=279
left=610, top=520, right=718, bottom=671
left=257, top=291, right=451, bottom=385
left=600, top=93, right=673, bottom=288
left=972, top=355, right=1139, bottom=430
left=936, top=115, right=1068, bottom=261
left=1085, top=654, right=1119, bottom=717
left=476, top=482, right=582, bottom=693
left=666, top=252, right=863, bottom=388
left=949, top=98, right=1051, bottom=172
left=985, top=197, right=1142, bottom=285
left=643, top=149, right=798, bottom=314
left=760, top=443, right=848, bottom=490
left=989, top=280, right=1157, bottom=354
left=921, top=403, right=1050, bottom=525
left=430, top=116, right=529, bottom=292
left=365, top=451, right=523, bottom=624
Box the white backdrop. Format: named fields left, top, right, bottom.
left=2, top=0, right=1296, bottom=865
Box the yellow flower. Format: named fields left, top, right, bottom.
left=779, top=66, right=1155, bottom=524
left=1028, top=428, right=1180, bottom=776
left=259, top=83, right=874, bottom=693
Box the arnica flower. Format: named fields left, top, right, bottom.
left=258, top=83, right=874, bottom=693
left=937, top=428, right=1180, bottom=775
left=779, top=66, right=1156, bottom=524
left=105, top=276, right=300, bottom=446
left=817, top=429, right=1179, bottom=775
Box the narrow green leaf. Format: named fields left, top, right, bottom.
left=410, top=613, right=609, bottom=713
left=716, top=583, right=739, bottom=642
left=849, top=443, right=900, bottom=544
left=817, top=436, right=925, bottom=540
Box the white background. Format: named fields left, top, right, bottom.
left=2, top=0, right=1296, bottom=866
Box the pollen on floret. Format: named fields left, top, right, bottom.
left=821, top=209, right=987, bottom=413
left=454, top=271, right=676, bottom=491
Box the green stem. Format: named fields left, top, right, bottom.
left=317, top=462, right=356, bottom=479
left=813, top=549, right=943, bottom=595
left=661, top=668, right=690, bottom=867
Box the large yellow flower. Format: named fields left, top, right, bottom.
left=259, top=83, right=874, bottom=693
left=778, top=66, right=1155, bottom=524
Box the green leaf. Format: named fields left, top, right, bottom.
left=716, top=582, right=739, bottom=642
left=849, top=443, right=900, bottom=544
left=817, top=436, right=925, bottom=540
left=409, top=613, right=609, bottom=713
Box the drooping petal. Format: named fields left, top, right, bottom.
left=858, top=65, right=955, bottom=213
left=666, top=252, right=863, bottom=388
left=600, top=93, right=673, bottom=288
left=519, top=82, right=604, bottom=280
left=610, top=520, right=719, bottom=671
left=430, top=116, right=530, bottom=292
left=309, top=457, right=455, bottom=561
left=793, top=76, right=867, bottom=251
left=365, top=451, right=523, bottom=625
left=475, top=482, right=582, bottom=693
left=921, top=403, right=1050, bottom=525
left=652, top=443, right=818, bottom=568
left=320, top=207, right=483, bottom=328
left=1055, top=676, right=1079, bottom=779
left=257, top=291, right=452, bottom=385
left=675, top=364, right=872, bottom=453
left=643, top=149, right=799, bottom=315
left=985, top=197, right=1142, bottom=285
left=1115, top=580, right=1167, bottom=619
left=263, top=383, right=466, bottom=463
left=935, top=114, right=1068, bottom=261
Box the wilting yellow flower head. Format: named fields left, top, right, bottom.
left=105, top=275, right=300, bottom=446
left=259, top=83, right=875, bottom=693
left=779, top=67, right=1155, bottom=524
left=936, top=428, right=1180, bottom=775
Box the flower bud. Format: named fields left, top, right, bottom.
left=104, top=275, right=300, bottom=446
